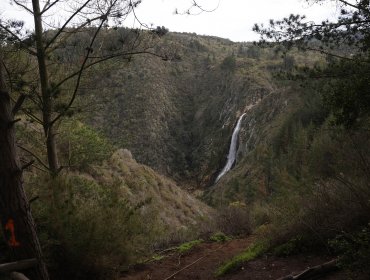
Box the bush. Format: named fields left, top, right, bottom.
left=59, top=120, right=114, bottom=170
left=220, top=55, right=236, bottom=72
left=177, top=239, right=203, bottom=253
left=31, top=174, right=160, bottom=280
left=330, top=225, right=370, bottom=274
left=215, top=202, right=252, bottom=236
left=209, top=232, right=231, bottom=243
left=215, top=242, right=267, bottom=276
left=272, top=235, right=313, bottom=257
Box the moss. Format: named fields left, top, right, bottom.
left=215, top=242, right=268, bottom=276
left=177, top=239, right=203, bottom=253
left=209, top=232, right=231, bottom=243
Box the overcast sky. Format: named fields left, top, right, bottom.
left=2, top=0, right=339, bottom=42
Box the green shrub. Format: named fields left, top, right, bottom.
left=215, top=203, right=251, bottom=237
left=59, top=120, right=114, bottom=170
left=209, top=232, right=231, bottom=243
left=177, top=239, right=203, bottom=253
left=220, top=55, right=236, bottom=72
left=215, top=241, right=267, bottom=276
left=329, top=225, right=370, bottom=274
left=272, top=235, right=313, bottom=257
left=31, top=174, right=160, bottom=280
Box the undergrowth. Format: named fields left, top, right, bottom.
left=209, top=232, right=231, bottom=243
left=330, top=224, right=370, bottom=274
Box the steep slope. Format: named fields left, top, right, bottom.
left=84, top=31, right=282, bottom=186
left=96, top=148, right=213, bottom=229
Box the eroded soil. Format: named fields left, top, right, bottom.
left=120, top=237, right=365, bottom=280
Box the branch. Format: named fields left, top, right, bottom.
left=29, top=196, right=39, bottom=204
left=18, top=146, right=49, bottom=171
left=21, top=159, right=35, bottom=170
left=8, top=118, right=21, bottom=128
left=0, top=24, right=37, bottom=56
left=44, top=0, right=92, bottom=50
left=41, top=0, right=60, bottom=14
left=337, top=0, right=367, bottom=12
left=276, top=259, right=338, bottom=280
left=10, top=271, right=30, bottom=280
left=12, top=94, right=27, bottom=115
left=304, top=47, right=365, bottom=62
left=22, top=109, right=43, bottom=125
left=45, top=15, right=102, bottom=54
left=0, top=259, right=37, bottom=273
left=13, top=0, right=34, bottom=14
left=50, top=15, right=107, bottom=125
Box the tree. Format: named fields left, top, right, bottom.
left=0, top=50, right=49, bottom=280
left=253, top=0, right=370, bottom=127
left=0, top=0, right=167, bottom=175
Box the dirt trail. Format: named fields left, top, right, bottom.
left=120, top=238, right=360, bottom=280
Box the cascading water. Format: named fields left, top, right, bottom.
left=215, top=113, right=246, bottom=183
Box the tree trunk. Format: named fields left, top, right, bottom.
left=0, top=53, right=49, bottom=279
left=32, top=0, right=60, bottom=174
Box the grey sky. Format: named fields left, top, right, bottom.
left=1, top=0, right=339, bottom=42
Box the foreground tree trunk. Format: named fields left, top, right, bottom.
left=0, top=54, right=49, bottom=279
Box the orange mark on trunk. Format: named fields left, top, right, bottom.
left=5, top=219, right=20, bottom=247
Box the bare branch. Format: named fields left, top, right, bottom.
left=12, top=94, right=27, bottom=115
left=41, top=0, right=60, bottom=14
left=21, top=159, right=35, bottom=170
left=22, top=109, right=43, bottom=125
left=0, top=259, right=37, bottom=273
left=337, top=0, right=367, bottom=11
left=8, top=118, right=21, bottom=128
left=13, top=0, right=34, bottom=14
left=18, top=145, right=49, bottom=171
left=0, top=24, right=37, bottom=56
left=50, top=15, right=107, bottom=125
left=44, top=0, right=92, bottom=50
left=304, top=47, right=367, bottom=62
left=45, top=15, right=102, bottom=54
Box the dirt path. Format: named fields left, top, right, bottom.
left=120, top=238, right=362, bottom=280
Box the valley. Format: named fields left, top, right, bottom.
left=0, top=1, right=369, bottom=278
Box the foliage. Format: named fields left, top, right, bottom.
left=215, top=242, right=267, bottom=276
left=215, top=203, right=252, bottom=237
left=253, top=0, right=370, bottom=127
left=330, top=225, right=370, bottom=274
left=220, top=55, right=237, bottom=72
left=177, top=239, right=203, bottom=253
left=209, top=232, right=231, bottom=243
left=30, top=174, right=158, bottom=279
left=59, top=120, right=114, bottom=170
left=272, top=235, right=313, bottom=257
left=321, top=60, right=370, bottom=127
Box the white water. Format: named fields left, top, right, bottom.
left=215, top=113, right=246, bottom=183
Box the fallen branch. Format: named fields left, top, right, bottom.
left=276, top=259, right=338, bottom=280
left=0, top=259, right=37, bottom=273
left=10, top=271, right=30, bottom=280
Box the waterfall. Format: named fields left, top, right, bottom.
left=215, top=113, right=246, bottom=183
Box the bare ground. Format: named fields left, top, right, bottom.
left=120, top=237, right=367, bottom=280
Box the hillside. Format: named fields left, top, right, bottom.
left=1, top=21, right=369, bottom=280
left=81, top=31, right=318, bottom=188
